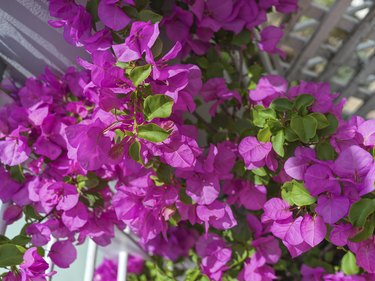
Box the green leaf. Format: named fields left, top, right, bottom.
left=252, top=167, right=267, bottom=176
left=206, top=62, right=223, bottom=78
left=169, top=212, right=180, bottom=226
left=150, top=175, right=164, bottom=186
left=232, top=161, right=246, bottom=178
left=82, top=191, right=104, bottom=208
left=143, top=95, right=174, bottom=121
left=10, top=165, right=25, bottom=183
left=123, top=6, right=139, bottom=19
left=156, top=163, right=173, bottom=184
left=129, top=140, right=141, bottom=162
left=0, top=244, right=24, bottom=267
left=271, top=130, right=285, bottom=157
left=134, top=0, right=149, bottom=10
left=11, top=235, right=31, bottom=246
left=267, top=119, right=283, bottom=133
left=254, top=174, right=269, bottom=185
left=151, top=38, right=163, bottom=58
left=0, top=235, right=10, bottom=245
left=234, top=119, right=253, bottom=135
left=252, top=106, right=276, bottom=127
left=248, top=63, right=264, bottom=83
left=129, top=64, right=152, bottom=86
left=179, top=188, right=193, bottom=205
left=185, top=268, right=202, bottom=281
left=257, top=126, right=272, bottom=142
left=86, top=0, right=99, bottom=23
left=212, top=113, right=237, bottom=132
left=285, top=127, right=299, bottom=142
left=310, top=113, right=329, bottom=129
left=348, top=198, right=375, bottom=227
left=290, top=115, right=318, bottom=143
left=196, top=57, right=209, bottom=69
left=87, top=173, right=100, bottom=188
left=212, top=131, right=228, bottom=143
left=115, top=61, right=129, bottom=69
left=349, top=219, right=375, bottom=242
left=290, top=181, right=316, bottom=206
left=139, top=10, right=162, bottom=23
left=270, top=98, right=293, bottom=112
left=294, top=94, right=315, bottom=111
left=231, top=222, right=251, bottom=244
left=206, top=48, right=217, bottom=61
left=341, top=251, right=359, bottom=275
left=37, top=247, right=45, bottom=257
left=319, top=114, right=338, bottom=136
left=281, top=182, right=294, bottom=206
left=138, top=124, right=171, bottom=143
left=23, top=205, right=42, bottom=221
left=316, top=141, right=336, bottom=160
left=232, top=30, right=251, bottom=46
left=77, top=173, right=99, bottom=189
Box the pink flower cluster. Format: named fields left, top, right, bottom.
left=163, top=0, right=296, bottom=57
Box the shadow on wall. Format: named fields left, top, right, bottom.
left=0, top=1, right=91, bottom=279
left=0, top=0, right=88, bottom=81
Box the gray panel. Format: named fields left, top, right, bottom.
left=0, top=0, right=88, bottom=82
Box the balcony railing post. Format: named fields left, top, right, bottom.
left=0, top=202, right=10, bottom=235
left=83, top=239, right=98, bottom=281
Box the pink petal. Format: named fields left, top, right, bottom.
left=239, top=185, right=267, bottom=211
left=49, top=240, right=77, bottom=268
left=284, top=157, right=308, bottom=180
left=263, top=198, right=292, bottom=221
left=98, top=1, right=131, bottom=31
left=334, top=145, right=373, bottom=177
left=0, top=137, right=30, bottom=166
left=249, top=75, right=287, bottom=102
left=301, top=214, right=326, bottom=247
left=357, top=240, right=375, bottom=273
left=61, top=202, right=89, bottom=231
left=271, top=216, right=304, bottom=246
left=358, top=120, right=375, bottom=146
left=315, top=195, right=349, bottom=224
left=239, top=137, right=272, bottom=169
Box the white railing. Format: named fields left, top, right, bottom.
left=0, top=201, right=147, bottom=281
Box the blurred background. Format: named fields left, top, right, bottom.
left=0, top=1, right=93, bottom=280
left=269, top=0, right=375, bottom=119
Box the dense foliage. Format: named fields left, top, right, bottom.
left=0, top=0, right=374, bottom=280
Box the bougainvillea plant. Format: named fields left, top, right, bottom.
left=0, top=0, right=374, bottom=280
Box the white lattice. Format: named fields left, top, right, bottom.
left=268, top=0, right=375, bottom=118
